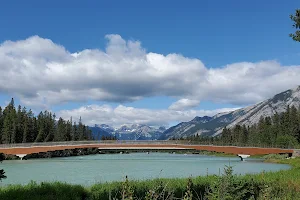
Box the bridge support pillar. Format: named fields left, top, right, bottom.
left=16, top=154, right=27, bottom=160
left=237, top=154, right=250, bottom=161
left=293, top=150, right=300, bottom=157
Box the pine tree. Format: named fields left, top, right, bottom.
left=1, top=99, right=17, bottom=144
left=73, top=122, right=78, bottom=141
left=0, top=98, right=92, bottom=144
left=22, top=116, right=28, bottom=143
left=240, top=125, right=248, bottom=145
left=15, top=105, right=23, bottom=143
left=44, top=113, right=56, bottom=142
left=290, top=106, right=299, bottom=138
left=78, top=116, right=85, bottom=141
left=35, top=112, right=45, bottom=142
left=71, top=118, right=76, bottom=141
left=290, top=9, right=300, bottom=42
left=2, top=115, right=11, bottom=144
left=30, top=112, right=38, bottom=143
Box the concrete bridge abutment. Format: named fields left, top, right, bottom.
left=237, top=154, right=250, bottom=161
left=16, top=154, right=27, bottom=160
left=292, top=149, right=300, bottom=157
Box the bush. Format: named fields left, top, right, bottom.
left=263, top=154, right=289, bottom=160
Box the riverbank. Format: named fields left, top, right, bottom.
left=0, top=156, right=299, bottom=200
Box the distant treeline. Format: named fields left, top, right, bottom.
left=0, top=98, right=93, bottom=144
left=182, top=105, right=300, bottom=148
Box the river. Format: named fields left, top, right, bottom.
left=0, top=153, right=290, bottom=186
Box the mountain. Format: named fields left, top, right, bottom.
left=160, top=116, right=213, bottom=139
left=161, top=86, right=300, bottom=139
left=89, top=125, right=112, bottom=140
left=90, top=124, right=166, bottom=140
left=96, top=124, right=115, bottom=133
left=113, top=124, right=166, bottom=140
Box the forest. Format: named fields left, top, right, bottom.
left=0, top=98, right=93, bottom=144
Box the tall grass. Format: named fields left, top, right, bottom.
left=0, top=182, right=88, bottom=200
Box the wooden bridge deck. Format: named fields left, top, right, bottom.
left=0, top=143, right=294, bottom=156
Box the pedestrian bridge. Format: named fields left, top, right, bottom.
left=0, top=141, right=295, bottom=160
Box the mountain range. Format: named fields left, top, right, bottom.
left=90, top=86, right=300, bottom=140
left=90, top=124, right=166, bottom=140
left=160, top=86, right=300, bottom=139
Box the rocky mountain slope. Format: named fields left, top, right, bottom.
left=89, top=126, right=112, bottom=140
left=161, top=86, right=300, bottom=139
left=90, top=124, right=166, bottom=140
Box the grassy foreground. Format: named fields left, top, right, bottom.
left=0, top=157, right=300, bottom=200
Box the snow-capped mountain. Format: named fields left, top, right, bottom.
left=90, top=124, right=166, bottom=140
left=114, top=124, right=166, bottom=140
left=161, top=86, right=300, bottom=139
left=95, top=124, right=115, bottom=132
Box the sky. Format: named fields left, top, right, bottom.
left=0, top=0, right=299, bottom=127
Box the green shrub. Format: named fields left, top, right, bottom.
left=263, top=154, right=288, bottom=160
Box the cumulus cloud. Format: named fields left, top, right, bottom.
left=58, top=104, right=237, bottom=127
left=0, top=34, right=300, bottom=108
left=168, top=99, right=200, bottom=110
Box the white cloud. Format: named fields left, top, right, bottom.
left=58, top=104, right=237, bottom=127
left=168, top=99, right=200, bottom=110
left=0, top=34, right=300, bottom=108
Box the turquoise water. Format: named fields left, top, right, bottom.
left=0, top=153, right=290, bottom=186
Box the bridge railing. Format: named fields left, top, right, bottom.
left=0, top=140, right=189, bottom=148
left=0, top=140, right=296, bottom=150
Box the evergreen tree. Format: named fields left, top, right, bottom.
left=2, top=116, right=11, bottom=144
left=290, top=106, right=299, bottom=138
left=30, top=112, right=38, bottom=142
left=35, top=112, right=45, bottom=142
left=71, top=118, right=76, bottom=141
left=54, top=118, right=66, bottom=141
left=15, top=105, right=23, bottom=143
left=290, top=9, right=300, bottom=42
left=77, top=116, right=85, bottom=141
left=2, top=99, right=17, bottom=144
left=65, top=119, right=72, bottom=141
left=73, top=122, right=78, bottom=141
left=22, top=115, right=28, bottom=143
left=0, top=98, right=93, bottom=144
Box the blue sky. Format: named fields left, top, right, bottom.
left=0, top=0, right=299, bottom=127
